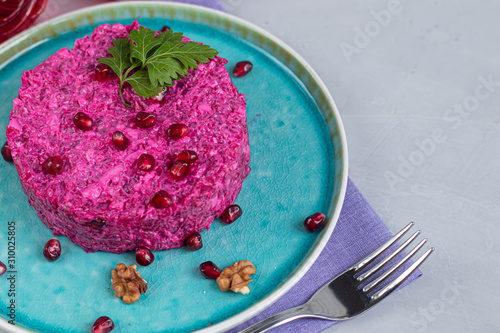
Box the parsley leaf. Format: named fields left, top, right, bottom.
left=157, top=29, right=185, bottom=44
left=147, top=57, right=187, bottom=87
left=150, top=41, right=219, bottom=70
left=98, top=25, right=219, bottom=107
left=128, top=26, right=163, bottom=68
left=126, top=70, right=164, bottom=98
left=98, top=38, right=131, bottom=82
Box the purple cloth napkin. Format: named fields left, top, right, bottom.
left=228, top=178, right=421, bottom=332
left=162, top=1, right=422, bottom=332
left=162, top=0, right=226, bottom=11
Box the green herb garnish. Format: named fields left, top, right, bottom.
left=98, top=26, right=219, bottom=107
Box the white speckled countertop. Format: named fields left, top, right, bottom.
left=5, top=0, right=500, bottom=332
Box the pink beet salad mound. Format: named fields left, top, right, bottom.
left=6, top=22, right=251, bottom=253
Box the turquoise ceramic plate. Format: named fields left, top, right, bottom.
left=0, top=2, right=348, bottom=332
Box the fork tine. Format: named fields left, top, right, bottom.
left=356, top=230, right=421, bottom=282
left=370, top=247, right=434, bottom=301
left=362, top=238, right=427, bottom=293
left=351, top=222, right=414, bottom=271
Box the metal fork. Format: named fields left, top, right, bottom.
left=240, top=222, right=433, bottom=333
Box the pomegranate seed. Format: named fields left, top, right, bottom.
left=170, top=160, right=190, bottom=180
left=177, top=150, right=198, bottom=164
left=73, top=112, right=93, bottom=131
left=199, top=261, right=221, bottom=279
left=167, top=123, right=188, bottom=140
left=185, top=232, right=202, bottom=251
left=233, top=61, right=253, bottom=77
left=42, top=156, right=63, bottom=175
left=91, top=316, right=115, bottom=333
left=138, top=154, right=155, bottom=172
left=303, top=212, right=326, bottom=233
left=135, top=247, right=155, bottom=266
left=159, top=25, right=171, bottom=32
left=85, top=218, right=106, bottom=230
left=43, top=238, right=61, bottom=261
left=0, top=261, right=6, bottom=276
left=95, top=63, right=112, bottom=82
left=150, top=190, right=173, bottom=209
left=1, top=142, right=13, bottom=162
left=112, top=131, right=130, bottom=151
left=222, top=204, right=242, bottom=224
left=135, top=112, right=157, bottom=129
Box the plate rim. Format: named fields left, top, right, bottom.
left=0, top=2, right=349, bottom=332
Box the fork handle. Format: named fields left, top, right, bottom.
left=239, top=305, right=310, bottom=333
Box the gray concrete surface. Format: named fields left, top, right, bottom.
left=221, top=0, right=500, bottom=332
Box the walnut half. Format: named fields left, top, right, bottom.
left=216, top=260, right=256, bottom=295
left=111, top=263, right=148, bottom=304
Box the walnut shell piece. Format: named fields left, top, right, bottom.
left=216, top=260, right=256, bottom=295
left=111, top=263, right=148, bottom=304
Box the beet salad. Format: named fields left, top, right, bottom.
left=6, top=21, right=251, bottom=253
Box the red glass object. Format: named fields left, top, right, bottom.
left=0, top=0, right=49, bottom=44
